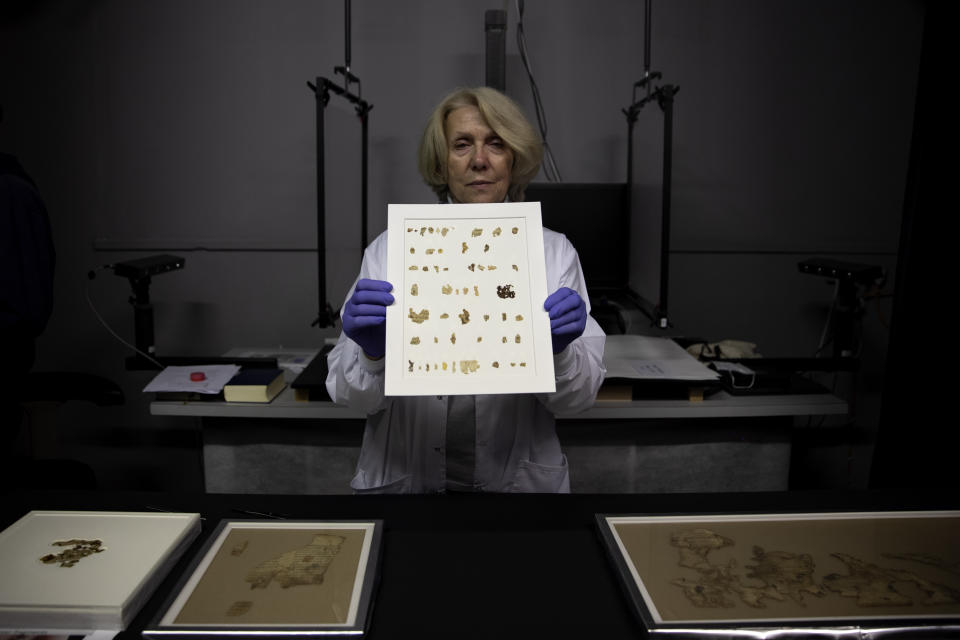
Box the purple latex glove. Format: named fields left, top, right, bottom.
left=544, top=287, right=587, bottom=354
left=342, top=279, right=394, bottom=359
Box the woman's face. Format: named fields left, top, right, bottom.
left=444, top=105, right=513, bottom=203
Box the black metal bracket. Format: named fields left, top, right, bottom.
left=99, top=256, right=172, bottom=370
left=96, top=257, right=281, bottom=370
left=125, top=274, right=157, bottom=369
left=623, top=0, right=679, bottom=331
left=305, top=0, right=373, bottom=329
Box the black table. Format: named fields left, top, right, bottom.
left=3, top=489, right=958, bottom=639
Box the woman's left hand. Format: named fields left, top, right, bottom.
left=544, top=287, right=587, bottom=354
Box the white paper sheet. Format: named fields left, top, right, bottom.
left=603, top=335, right=720, bottom=381
left=142, top=365, right=241, bottom=394
left=385, top=203, right=555, bottom=396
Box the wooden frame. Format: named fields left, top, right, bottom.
left=597, top=511, right=960, bottom=637
left=144, top=519, right=383, bottom=637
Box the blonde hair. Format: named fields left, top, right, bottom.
left=418, top=87, right=543, bottom=202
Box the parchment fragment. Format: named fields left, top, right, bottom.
left=40, top=539, right=105, bottom=568
left=408, top=308, right=429, bottom=323
left=226, top=601, right=253, bottom=617
left=245, top=534, right=345, bottom=589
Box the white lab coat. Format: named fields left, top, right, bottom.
left=325, top=228, right=606, bottom=493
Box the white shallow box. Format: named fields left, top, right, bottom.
left=0, top=510, right=201, bottom=632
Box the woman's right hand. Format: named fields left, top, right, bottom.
left=342, top=279, right=394, bottom=359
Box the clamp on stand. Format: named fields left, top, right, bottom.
left=91, top=255, right=277, bottom=370
left=125, top=274, right=158, bottom=370
left=97, top=254, right=185, bottom=370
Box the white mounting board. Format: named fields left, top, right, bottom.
left=0, top=510, right=200, bottom=632
left=385, top=202, right=555, bottom=396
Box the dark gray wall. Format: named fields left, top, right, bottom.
left=0, top=0, right=923, bottom=491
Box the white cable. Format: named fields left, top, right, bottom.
left=85, top=271, right=164, bottom=369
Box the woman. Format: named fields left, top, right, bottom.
left=325, top=87, right=606, bottom=493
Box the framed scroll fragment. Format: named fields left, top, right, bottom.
left=597, top=511, right=960, bottom=637
left=0, top=510, right=200, bottom=632
left=144, top=519, right=382, bottom=638
left=385, top=202, right=555, bottom=396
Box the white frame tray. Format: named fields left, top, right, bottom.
left=0, top=510, right=201, bottom=632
